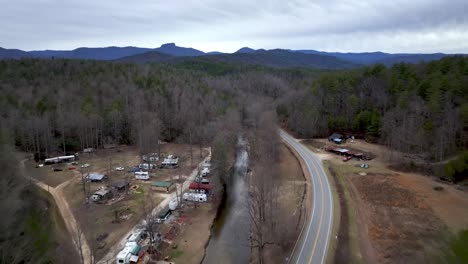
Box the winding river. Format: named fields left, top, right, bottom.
left=203, top=137, right=251, bottom=264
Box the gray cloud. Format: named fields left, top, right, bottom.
left=1, top=0, right=467, bottom=53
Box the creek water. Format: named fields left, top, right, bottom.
left=203, top=137, right=251, bottom=264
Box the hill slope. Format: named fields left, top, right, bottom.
left=117, top=51, right=174, bottom=63
left=177, top=49, right=358, bottom=69
left=29, top=47, right=151, bottom=60
left=0, top=47, right=31, bottom=59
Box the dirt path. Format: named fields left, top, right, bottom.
left=20, top=159, right=93, bottom=264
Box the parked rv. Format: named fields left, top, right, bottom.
left=201, top=167, right=210, bottom=176
left=183, top=193, right=207, bottom=202
left=142, top=153, right=159, bottom=162
left=134, top=171, right=149, bottom=180
left=44, top=155, right=76, bottom=165
left=138, top=163, right=157, bottom=170
left=156, top=206, right=172, bottom=223
left=160, top=155, right=179, bottom=168
left=127, top=229, right=145, bottom=243
left=91, top=188, right=113, bottom=202
left=115, top=242, right=141, bottom=264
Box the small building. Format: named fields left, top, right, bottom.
left=87, top=172, right=107, bottom=182
left=328, top=133, right=346, bottom=144
left=151, top=181, right=175, bottom=193
left=91, top=188, right=113, bottom=202
left=112, top=180, right=130, bottom=191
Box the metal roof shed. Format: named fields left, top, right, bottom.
left=151, top=181, right=174, bottom=193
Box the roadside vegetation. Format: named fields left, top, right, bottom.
left=279, top=57, right=468, bottom=175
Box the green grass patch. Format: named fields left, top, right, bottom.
left=438, top=229, right=468, bottom=263
left=322, top=160, right=341, bottom=264
left=325, top=161, right=364, bottom=264
left=170, top=248, right=184, bottom=259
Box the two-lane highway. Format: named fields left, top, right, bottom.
left=281, top=130, right=333, bottom=264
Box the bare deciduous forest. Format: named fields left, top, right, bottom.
left=0, top=56, right=468, bottom=262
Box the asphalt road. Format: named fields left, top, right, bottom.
left=280, top=130, right=333, bottom=264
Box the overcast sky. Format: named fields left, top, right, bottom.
left=1, top=0, right=468, bottom=53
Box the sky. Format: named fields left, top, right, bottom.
left=1, top=0, right=468, bottom=53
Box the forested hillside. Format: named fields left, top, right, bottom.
left=280, top=56, right=468, bottom=162
left=0, top=59, right=305, bottom=159
left=0, top=56, right=467, bottom=168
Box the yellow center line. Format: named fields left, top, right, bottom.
left=307, top=148, right=325, bottom=264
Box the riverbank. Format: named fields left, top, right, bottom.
left=158, top=201, right=220, bottom=263
left=257, top=143, right=307, bottom=263
left=158, top=159, right=227, bottom=264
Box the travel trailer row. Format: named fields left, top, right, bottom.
left=115, top=229, right=145, bottom=264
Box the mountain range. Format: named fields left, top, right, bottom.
left=0, top=43, right=461, bottom=69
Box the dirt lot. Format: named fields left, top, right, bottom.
left=58, top=143, right=208, bottom=260
left=305, top=138, right=468, bottom=263
left=262, top=143, right=307, bottom=263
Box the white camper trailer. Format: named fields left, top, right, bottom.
left=44, top=155, right=76, bottom=165
left=134, top=171, right=149, bottom=180
left=115, top=242, right=140, bottom=264
left=161, top=155, right=179, bottom=168
left=127, top=229, right=144, bottom=243
left=201, top=167, right=210, bottom=177
left=138, top=163, right=157, bottom=170
left=183, top=193, right=207, bottom=202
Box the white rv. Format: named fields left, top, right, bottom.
left=161, top=155, right=179, bottom=168
left=134, top=171, right=149, bottom=180
left=115, top=242, right=140, bottom=264
left=138, top=163, right=157, bottom=170
left=201, top=167, right=210, bottom=176
left=183, top=193, right=207, bottom=202
left=127, top=229, right=144, bottom=243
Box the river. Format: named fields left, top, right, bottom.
left=203, top=137, right=251, bottom=264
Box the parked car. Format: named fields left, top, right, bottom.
left=115, top=166, right=125, bottom=171
left=52, top=168, right=63, bottom=172
left=71, top=161, right=79, bottom=165
left=68, top=166, right=76, bottom=170
left=81, top=163, right=90, bottom=168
